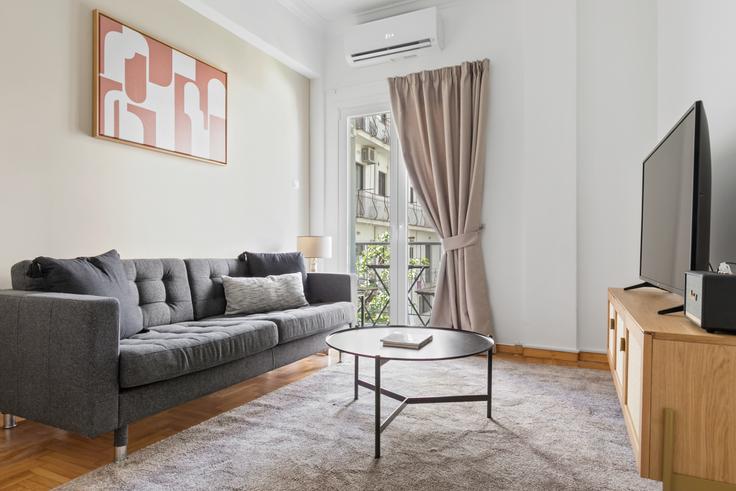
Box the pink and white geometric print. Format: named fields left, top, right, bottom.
left=94, top=12, right=227, bottom=164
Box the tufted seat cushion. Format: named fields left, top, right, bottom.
left=118, top=319, right=278, bottom=388
left=210, top=302, right=355, bottom=345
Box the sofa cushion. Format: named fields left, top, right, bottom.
left=123, top=259, right=193, bottom=328
left=118, top=319, right=278, bottom=388
left=11, top=261, right=45, bottom=291
left=242, top=251, right=307, bottom=290
left=185, top=258, right=249, bottom=320
left=223, top=273, right=308, bottom=315
left=214, top=302, right=355, bottom=344
left=26, top=250, right=144, bottom=339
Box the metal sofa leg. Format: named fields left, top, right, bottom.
left=2, top=413, right=17, bottom=429
left=114, top=425, right=128, bottom=463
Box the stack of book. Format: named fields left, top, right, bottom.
left=380, top=331, right=433, bottom=350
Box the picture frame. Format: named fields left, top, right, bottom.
left=93, top=10, right=228, bottom=165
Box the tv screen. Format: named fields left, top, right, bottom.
left=639, top=101, right=711, bottom=295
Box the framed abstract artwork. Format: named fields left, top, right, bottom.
left=93, top=10, right=227, bottom=165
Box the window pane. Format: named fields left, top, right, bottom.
left=351, top=113, right=391, bottom=326
left=355, top=163, right=364, bottom=190
left=407, top=182, right=440, bottom=326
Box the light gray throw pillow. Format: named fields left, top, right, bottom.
left=223, top=273, right=308, bottom=315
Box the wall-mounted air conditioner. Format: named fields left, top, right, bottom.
left=344, top=7, right=442, bottom=67
left=361, top=147, right=376, bottom=163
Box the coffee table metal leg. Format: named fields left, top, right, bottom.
left=375, top=355, right=381, bottom=458
left=487, top=349, right=493, bottom=419
left=354, top=355, right=359, bottom=400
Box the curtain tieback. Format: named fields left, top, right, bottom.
left=441, top=226, right=483, bottom=252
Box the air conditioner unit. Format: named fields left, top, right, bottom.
left=344, top=7, right=442, bottom=67
left=361, top=146, right=376, bottom=163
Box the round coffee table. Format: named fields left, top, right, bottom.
left=325, top=326, right=495, bottom=458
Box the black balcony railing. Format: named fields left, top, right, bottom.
left=408, top=201, right=432, bottom=229
left=354, top=115, right=390, bottom=144
left=356, top=190, right=390, bottom=222
left=355, top=241, right=442, bottom=327
left=355, top=190, right=432, bottom=229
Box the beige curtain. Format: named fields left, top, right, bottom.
left=388, top=60, right=492, bottom=335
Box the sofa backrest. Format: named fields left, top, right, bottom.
left=184, top=258, right=248, bottom=320
left=11, top=258, right=194, bottom=329
left=122, top=259, right=193, bottom=328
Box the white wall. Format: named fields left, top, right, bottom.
left=658, top=0, right=736, bottom=268
left=317, top=0, right=579, bottom=350
left=0, top=0, right=677, bottom=352
left=576, top=0, right=657, bottom=351
left=520, top=0, right=578, bottom=351
left=315, top=0, right=660, bottom=352
left=175, top=0, right=330, bottom=237
left=179, top=0, right=324, bottom=77
left=0, top=0, right=310, bottom=288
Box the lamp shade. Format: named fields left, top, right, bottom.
left=297, top=236, right=332, bottom=259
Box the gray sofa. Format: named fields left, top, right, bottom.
left=0, top=257, right=356, bottom=462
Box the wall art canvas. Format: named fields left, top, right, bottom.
left=93, top=11, right=227, bottom=165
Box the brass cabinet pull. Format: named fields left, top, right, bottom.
left=610, top=318, right=615, bottom=331
left=619, top=337, right=626, bottom=352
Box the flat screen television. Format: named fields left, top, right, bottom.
left=634, top=101, right=711, bottom=303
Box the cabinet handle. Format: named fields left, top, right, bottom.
left=619, top=337, right=626, bottom=352
left=610, top=318, right=615, bottom=331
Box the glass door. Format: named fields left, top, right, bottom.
left=348, top=111, right=441, bottom=327
left=406, top=182, right=442, bottom=326
left=349, top=111, right=397, bottom=325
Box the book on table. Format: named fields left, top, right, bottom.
left=380, top=331, right=433, bottom=350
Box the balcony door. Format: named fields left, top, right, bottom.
left=346, top=109, right=441, bottom=327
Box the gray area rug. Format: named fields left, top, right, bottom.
left=59, top=357, right=660, bottom=490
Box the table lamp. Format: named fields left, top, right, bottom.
left=297, top=236, right=332, bottom=272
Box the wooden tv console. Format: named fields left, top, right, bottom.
left=607, top=287, right=736, bottom=490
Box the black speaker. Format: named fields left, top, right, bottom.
left=684, top=271, right=736, bottom=333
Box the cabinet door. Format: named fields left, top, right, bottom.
left=615, top=314, right=626, bottom=387
left=649, top=340, right=736, bottom=482
left=625, top=326, right=643, bottom=441
left=608, top=303, right=617, bottom=367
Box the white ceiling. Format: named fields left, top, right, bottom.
left=301, top=0, right=408, bottom=21
left=279, top=0, right=435, bottom=24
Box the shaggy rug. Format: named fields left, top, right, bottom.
left=59, top=357, right=660, bottom=490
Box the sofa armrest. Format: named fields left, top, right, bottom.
left=0, top=290, right=121, bottom=437
left=306, top=273, right=357, bottom=305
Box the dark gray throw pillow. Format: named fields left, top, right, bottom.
left=29, top=249, right=143, bottom=339
left=242, top=251, right=307, bottom=291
